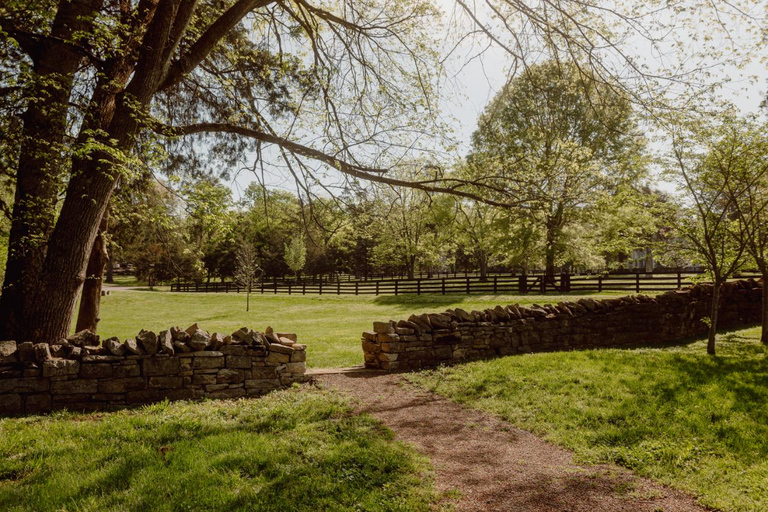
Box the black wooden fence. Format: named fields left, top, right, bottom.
left=170, top=271, right=762, bottom=296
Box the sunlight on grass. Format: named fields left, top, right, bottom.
left=0, top=388, right=436, bottom=511
left=408, top=326, right=768, bottom=512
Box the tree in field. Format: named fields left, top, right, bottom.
left=670, top=120, right=756, bottom=355
left=467, top=61, right=645, bottom=282
left=283, top=235, right=306, bottom=280
left=234, top=243, right=261, bottom=312
left=710, top=118, right=768, bottom=344
left=453, top=200, right=506, bottom=281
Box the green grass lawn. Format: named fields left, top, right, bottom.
left=408, top=326, right=768, bottom=512
left=97, top=290, right=628, bottom=368
left=0, top=387, right=437, bottom=511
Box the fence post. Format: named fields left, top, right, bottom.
left=466, top=277, right=470, bottom=294
left=677, top=272, right=682, bottom=289
left=319, top=281, right=323, bottom=295
left=636, top=273, right=640, bottom=293
left=417, top=279, right=421, bottom=295
left=337, top=281, right=341, bottom=295
left=288, top=283, right=292, bottom=295
left=598, top=275, right=603, bottom=292
left=540, top=276, right=546, bottom=293
left=395, top=280, right=398, bottom=296
left=260, top=280, right=264, bottom=294
left=302, top=281, right=306, bottom=295
left=376, top=281, right=379, bottom=295
left=493, top=275, right=498, bottom=294
left=442, top=278, right=446, bottom=295
left=519, top=273, right=527, bottom=294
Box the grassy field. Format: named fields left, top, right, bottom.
left=408, top=326, right=768, bottom=512
left=98, top=289, right=628, bottom=368
left=0, top=388, right=437, bottom=511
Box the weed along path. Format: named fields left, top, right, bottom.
left=319, top=372, right=709, bottom=512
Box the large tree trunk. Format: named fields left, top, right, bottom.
left=0, top=0, right=104, bottom=340
left=707, top=280, right=721, bottom=355
left=75, top=213, right=109, bottom=333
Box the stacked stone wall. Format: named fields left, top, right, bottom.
left=363, top=279, right=764, bottom=371
left=0, top=325, right=308, bottom=415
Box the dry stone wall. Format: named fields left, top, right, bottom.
left=363, top=279, right=764, bottom=371
left=0, top=325, right=308, bottom=415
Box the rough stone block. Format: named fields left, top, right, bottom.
left=80, top=363, right=113, bottom=379
left=98, top=377, right=146, bottom=394
left=0, top=340, right=18, bottom=364
left=267, top=352, right=290, bottom=364
left=25, top=393, right=51, bottom=413
left=42, top=359, right=80, bottom=377
left=268, top=343, right=294, bottom=355
left=373, top=321, right=395, bottom=334
left=149, top=376, right=182, bottom=389
left=34, top=343, right=52, bottom=362
left=193, top=356, right=224, bottom=369
left=0, top=393, right=22, bottom=414
left=114, top=362, right=140, bottom=378
left=143, top=356, right=180, bottom=376
left=216, top=369, right=244, bottom=384
left=51, top=379, right=98, bottom=394
left=285, top=362, right=305, bottom=374
left=225, top=356, right=252, bottom=369
left=193, top=373, right=216, bottom=385
left=290, top=350, right=306, bottom=363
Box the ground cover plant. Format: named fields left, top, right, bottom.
left=408, top=326, right=768, bottom=511
left=97, top=290, right=628, bottom=368
left=0, top=388, right=436, bottom=512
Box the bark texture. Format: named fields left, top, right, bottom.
left=75, top=214, right=109, bottom=333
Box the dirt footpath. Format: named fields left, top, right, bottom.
left=320, top=373, right=710, bottom=512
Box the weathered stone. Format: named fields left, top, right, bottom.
left=42, top=359, right=80, bottom=377
left=277, top=336, right=295, bottom=346
left=51, top=379, right=97, bottom=395
left=50, top=344, right=68, bottom=358
left=0, top=393, right=22, bottom=414
left=216, top=369, right=244, bottom=384
left=0, top=340, right=18, bottom=363
left=83, top=354, right=124, bottom=362
left=149, top=376, right=182, bottom=389
left=80, top=363, right=113, bottom=379
left=184, top=323, right=200, bottom=336
left=143, top=356, right=180, bottom=376
left=193, top=373, right=217, bottom=385
left=173, top=340, right=192, bottom=353
left=373, top=321, right=395, bottom=334
left=34, top=343, right=52, bottom=362
left=98, top=377, right=146, bottom=394
left=188, top=330, right=210, bottom=351
left=0, top=377, right=49, bottom=393
left=276, top=332, right=297, bottom=342
left=290, top=350, right=306, bottom=363
left=250, top=367, right=278, bottom=379
left=191, top=350, right=223, bottom=357
left=67, top=330, right=100, bottom=347
left=269, top=343, right=294, bottom=355
left=124, top=338, right=142, bottom=355
left=104, top=337, right=126, bottom=356
left=220, top=345, right=250, bottom=356
left=114, top=362, right=140, bottom=378
left=193, top=356, right=224, bottom=369
left=17, top=342, right=35, bottom=362
left=226, top=356, right=252, bottom=369
left=25, top=394, right=51, bottom=413
left=137, top=330, right=159, bottom=355
left=285, top=362, right=305, bottom=373
left=206, top=388, right=245, bottom=399
left=267, top=352, right=290, bottom=364
left=171, top=326, right=190, bottom=342
left=159, top=330, right=174, bottom=355
left=209, top=333, right=225, bottom=350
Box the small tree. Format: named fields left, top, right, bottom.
left=234, top=244, right=261, bottom=312
left=284, top=235, right=307, bottom=280
left=671, top=125, right=751, bottom=355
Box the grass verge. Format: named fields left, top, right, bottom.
left=408, top=326, right=768, bottom=512
left=97, top=290, right=630, bottom=368
left=0, top=387, right=436, bottom=511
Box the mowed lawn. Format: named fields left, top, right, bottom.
left=98, top=289, right=627, bottom=368
left=0, top=388, right=437, bottom=511
left=409, top=326, right=768, bottom=512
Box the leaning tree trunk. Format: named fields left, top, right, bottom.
left=0, top=0, right=104, bottom=340
left=707, top=280, right=722, bottom=355
left=75, top=213, right=109, bottom=333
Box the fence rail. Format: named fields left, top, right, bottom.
left=170, top=271, right=762, bottom=296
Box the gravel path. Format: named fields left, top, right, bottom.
left=320, top=373, right=710, bottom=512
